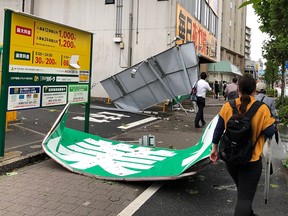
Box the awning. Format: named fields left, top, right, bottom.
left=208, top=60, right=242, bottom=76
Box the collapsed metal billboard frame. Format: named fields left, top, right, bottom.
left=101, top=42, right=199, bottom=112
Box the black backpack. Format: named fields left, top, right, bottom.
left=227, top=91, right=239, bottom=100
left=219, top=100, right=263, bottom=165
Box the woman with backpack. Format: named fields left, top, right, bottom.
left=209, top=75, right=276, bottom=216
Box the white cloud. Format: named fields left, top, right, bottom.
left=246, top=5, right=269, bottom=63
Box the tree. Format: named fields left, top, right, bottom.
left=262, top=36, right=288, bottom=101
left=240, top=0, right=288, bottom=36
left=264, top=60, right=279, bottom=89
left=240, top=0, right=288, bottom=100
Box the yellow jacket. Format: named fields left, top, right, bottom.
left=219, top=96, right=275, bottom=162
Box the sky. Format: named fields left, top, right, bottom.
left=246, top=5, right=269, bottom=63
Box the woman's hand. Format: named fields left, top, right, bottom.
left=210, top=144, right=219, bottom=163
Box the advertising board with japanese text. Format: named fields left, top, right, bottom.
left=3, top=10, right=92, bottom=110
left=42, top=85, right=67, bottom=107
left=9, top=13, right=91, bottom=75
left=68, top=84, right=89, bottom=104
left=0, top=10, right=93, bottom=156
left=7, top=86, right=41, bottom=110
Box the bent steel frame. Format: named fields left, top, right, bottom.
left=100, top=42, right=199, bottom=112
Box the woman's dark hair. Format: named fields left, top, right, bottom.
left=200, top=72, right=207, bottom=79
left=238, top=75, right=256, bottom=116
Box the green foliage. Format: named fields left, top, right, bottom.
left=262, top=37, right=288, bottom=66
left=239, top=0, right=261, bottom=8
left=278, top=105, right=288, bottom=126
left=264, top=61, right=280, bottom=87
left=253, top=0, right=288, bottom=36
left=266, top=88, right=277, bottom=97
left=275, top=96, right=288, bottom=126
left=283, top=159, right=288, bottom=169
left=275, top=96, right=288, bottom=109
left=240, top=1, right=288, bottom=101
left=262, top=37, right=288, bottom=101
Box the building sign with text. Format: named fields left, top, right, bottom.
left=176, top=3, right=217, bottom=62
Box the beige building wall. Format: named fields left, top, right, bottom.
left=0, top=0, right=23, bottom=42
left=1, top=0, right=220, bottom=98
left=221, top=0, right=246, bottom=73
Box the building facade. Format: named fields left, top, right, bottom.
left=1, top=0, right=220, bottom=98
left=220, top=0, right=246, bottom=72
left=244, top=26, right=264, bottom=80
left=245, top=26, right=251, bottom=60
left=244, top=26, right=257, bottom=78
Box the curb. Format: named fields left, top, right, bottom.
left=0, top=151, right=48, bottom=175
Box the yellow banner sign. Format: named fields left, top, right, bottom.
left=176, top=4, right=217, bottom=62
left=9, top=13, right=91, bottom=74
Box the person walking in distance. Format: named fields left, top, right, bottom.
left=225, top=77, right=239, bottom=100
left=214, top=80, right=220, bottom=99
left=255, top=82, right=278, bottom=120
left=222, top=81, right=227, bottom=100
left=194, top=72, right=214, bottom=128
left=210, top=76, right=275, bottom=216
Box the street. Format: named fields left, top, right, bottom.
left=1, top=98, right=287, bottom=215
left=0, top=1, right=288, bottom=215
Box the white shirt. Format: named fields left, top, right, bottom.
left=196, top=79, right=212, bottom=98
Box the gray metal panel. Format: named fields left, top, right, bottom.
left=100, top=42, right=199, bottom=112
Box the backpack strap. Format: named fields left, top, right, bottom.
left=261, top=95, right=266, bottom=102
left=228, top=99, right=238, bottom=115
left=244, top=100, right=263, bottom=120
left=245, top=101, right=264, bottom=147
left=228, top=100, right=263, bottom=118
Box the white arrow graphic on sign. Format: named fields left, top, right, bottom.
left=47, top=137, right=176, bottom=176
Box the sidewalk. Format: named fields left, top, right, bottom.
left=0, top=97, right=287, bottom=215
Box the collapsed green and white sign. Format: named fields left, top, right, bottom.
left=42, top=103, right=218, bottom=181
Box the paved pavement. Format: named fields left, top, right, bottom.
left=0, top=97, right=287, bottom=215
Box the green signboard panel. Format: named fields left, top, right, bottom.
left=42, top=104, right=218, bottom=181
